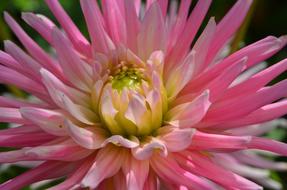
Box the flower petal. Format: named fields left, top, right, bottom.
left=132, top=137, right=167, bottom=160
left=65, top=120, right=107, bottom=150
left=157, top=126, right=195, bottom=152
left=122, top=156, right=149, bottom=190
left=20, top=107, right=66, bottom=136
left=81, top=146, right=126, bottom=188
left=166, top=90, right=211, bottom=128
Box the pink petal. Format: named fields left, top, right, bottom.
left=24, top=139, right=92, bottom=161
left=40, top=68, right=90, bottom=107
left=166, top=90, right=211, bottom=128
left=0, top=161, right=78, bottom=190
left=177, top=151, right=263, bottom=190
left=205, top=79, right=287, bottom=122
left=187, top=36, right=287, bottom=94
left=22, top=12, right=55, bottom=44
left=20, top=107, right=66, bottom=136
left=122, top=156, right=149, bottom=190
left=132, top=137, right=167, bottom=160
left=248, top=137, right=287, bottom=156
left=65, top=120, right=107, bottom=149
left=0, top=132, right=56, bottom=148
left=165, top=51, right=196, bottom=100
left=102, top=0, right=127, bottom=45
left=81, top=146, right=126, bottom=188
left=222, top=58, right=287, bottom=100
left=151, top=153, right=215, bottom=190
left=138, top=1, right=166, bottom=60
left=4, top=12, right=62, bottom=78
left=0, top=65, right=48, bottom=100
left=191, top=18, right=217, bottom=76
left=0, top=96, right=49, bottom=108
left=165, top=0, right=212, bottom=71
left=49, top=155, right=95, bottom=190
left=0, top=51, right=25, bottom=76
left=0, top=125, right=40, bottom=135
left=205, top=0, right=253, bottom=64
left=102, top=135, right=139, bottom=148
left=124, top=0, right=140, bottom=52
left=80, top=0, right=115, bottom=54
left=158, top=126, right=195, bottom=152
left=190, top=131, right=251, bottom=151
left=5, top=40, right=41, bottom=79
left=112, top=171, right=127, bottom=190
left=216, top=100, right=287, bottom=129
left=234, top=151, right=287, bottom=171
left=45, top=0, right=92, bottom=57
left=143, top=170, right=158, bottom=190
left=41, top=71, right=97, bottom=125
left=51, top=28, right=92, bottom=91
left=0, top=107, right=26, bottom=124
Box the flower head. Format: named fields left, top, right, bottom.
left=0, top=0, right=287, bottom=189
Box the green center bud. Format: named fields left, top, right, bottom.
left=111, top=66, right=144, bottom=91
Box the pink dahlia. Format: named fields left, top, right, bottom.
left=0, top=0, right=287, bottom=189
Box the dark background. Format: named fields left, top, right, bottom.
left=0, top=0, right=286, bottom=189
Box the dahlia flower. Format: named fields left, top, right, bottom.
left=0, top=0, right=287, bottom=189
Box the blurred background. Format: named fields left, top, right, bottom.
left=0, top=0, right=286, bottom=189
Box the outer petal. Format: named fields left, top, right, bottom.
left=20, top=107, right=67, bottom=136
left=166, top=90, right=211, bottom=128
left=132, top=137, right=167, bottom=160
left=4, top=12, right=62, bottom=78
left=151, top=153, right=215, bottom=190
left=0, top=161, right=78, bottom=190
left=122, top=156, right=149, bottom=190
left=205, top=0, right=253, bottom=64
left=22, top=12, right=55, bottom=44
left=190, top=131, right=251, bottom=151
left=81, top=146, right=126, bottom=188
left=80, top=0, right=115, bottom=54
left=48, top=155, right=95, bottom=190
left=157, top=126, right=195, bottom=152
left=51, top=28, right=92, bottom=91
left=45, top=0, right=91, bottom=57
left=65, top=120, right=107, bottom=150
left=138, top=1, right=166, bottom=60
left=177, top=151, right=263, bottom=190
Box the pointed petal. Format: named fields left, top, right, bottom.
left=157, top=126, right=195, bottom=152
left=151, top=154, right=215, bottom=190
left=65, top=120, right=107, bottom=149
left=82, top=146, right=126, bottom=188
left=45, top=0, right=91, bottom=56
left=177, top=151, right=263, bottom=190
left=52, top=28, right=92, bottom=91
left=49, top=155, right=95, bottom=190
left=132, top=137, right=167, bottom=160
left=102, top=135, right=139, bottom=148
left=0, top=161, right=78, bottom=190
left=80, top=0, right=115, bottom=54
left=22, top=12, right=55, bottom=44
left=138, top=1, right=166, bottom=60
left=205, top=0, right=253, bottom=64
left=191, top=131, right=251, bottom=151
left=166, top=0, right=212, bottom=71
left=122, top=156, right=149, bottom=190
left=102, top=0, right=127, bottom=44
left=166, top=90, right=211, bottom=128
left=248, top=137, right=287, bottom=156
left=20, top=107, right=66, bottom=136
left=4, top=12, right=62, bottom=77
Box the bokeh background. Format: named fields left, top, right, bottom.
left=0, top=0, right=286, bottom=189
